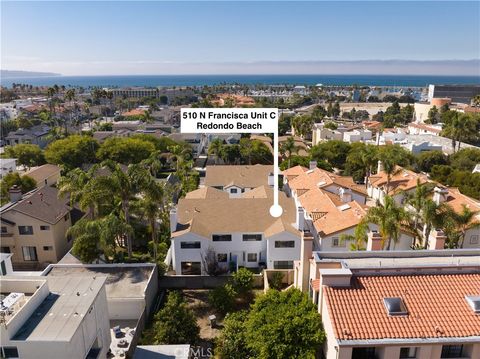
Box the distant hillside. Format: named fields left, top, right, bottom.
left=1, top=70, right=61, bottom=78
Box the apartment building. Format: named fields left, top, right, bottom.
left=296, top=249, right=480, bottom=359
left=108, top=87, right=160, bottom=99
left=169, top=185, right=302, bottom=274
left=284, top=164, right=415, bottom=251
left=0, top=276, right=111, bottom=359
left=0, top=186, right=81, bottom=270
left=368, top=165, right=480, bottom=249
left=204, top=164, right=274, bottom=197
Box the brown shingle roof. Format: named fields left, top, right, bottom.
left=23, top=164, right=60, bottom=186
left=204, top=165, right=272, bottom=189
left=173, top=186, right=299, bottom=239
left=324, top=273, right=480, bottom=341
left=2, top=186, right=71, bottom=224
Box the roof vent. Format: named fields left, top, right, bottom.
left=383, top=297, right=408, bottom=316
left=465, top=296, right=480, bottom=313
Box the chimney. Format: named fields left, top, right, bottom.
left=309, top=161, right=317, bottom=170
left=296, top=206, right=305, bottom=230
left=339, top=187, right=352, bottom=203
left=320, top=267, right=352, bottom=288
left=377, top=160, right=384, bottom=174
left=9, top=185, right=22, bottom=203
left=298, top=231, right=313, bottom=292
left=428, top=229, right=447, bottom=250
left=366, top=231, right=383, bottom=251
left=267, top=172, right=274, bottom=187
left=433, top=186, right=448, bottom=205
left=169, top=208, right=178, bottom=234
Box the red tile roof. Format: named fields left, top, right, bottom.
left=324, top=273, right=480, bottom=341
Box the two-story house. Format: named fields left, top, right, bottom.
left=169, top=185, right=302, bottom=275
left=0, top=185, right=81, bottom=270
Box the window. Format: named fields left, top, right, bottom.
left=273, top=261, right=294, bottom=269
left=180, top=241, right=201, bottom=249
left=217, top=253, right=227, bottom=263
left=18, top=226, right=33, bottom=235
left=40, top=225, right=50, bottom=231
left=275, top=241, right=295, bottom=248
left=1, top=226, right=7, bottom=234
left=43, top=246, right=53, bottom=251
left=247, top=253, right=257, bottom=262
left=441, top=345, right=464, bottom=358
left=2, top=347, right=19, bottom=358
left=352, top=347, right=376, bottom=359
left=384, top=297, right=408, bottom=316
left=1, top=247, right=10, bottom=254
left=332, top=237, right=345, bottom=247
left=22, top=246, right=38, bottom=261
left=181, top=262, right=201, bottom=275
left=230, top=188, right=238, bottom=194
left=242, top=234, right=262, bottom=241
left=470, top=235, right=479, bottom=245
left=400, top=347, right=417, bottom=359
left=212, top=234, right=232, bottom=242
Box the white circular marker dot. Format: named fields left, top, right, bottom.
left=269, top=204, right=283, bottom=218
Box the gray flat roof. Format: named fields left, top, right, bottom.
left=46, top=264, right=154, bottom=299
left=12, top=276, right=106, bottom=342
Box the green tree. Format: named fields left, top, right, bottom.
left=339, top=221, right=369, bottom=250
left=310, top=140, right=352, bottom=169
left=377, top=145, right=412, bottom=193
left=208, top=283, right=236, bottom=315
left=152, top=291, right=200, bottom=344
left=403, top=181, right=435, bottom=246
left=97, top=137, right=155, bottom=164
left=450, top=148, right=480, bottom=171
left=426, top=105, right=439, bottom=124
left=45, top=135, right=98, bottom=170
left=414, top=151, right=449, bottom=173
left=345, top=143, right=378, bottom=183
left=0, top=173, right=36, bottom=204
left=216, top=311, right=251, bottom=359
left=441, top=113, right=479, bottom=152
left=448, top=205, right=480, bottom=248
left=3, top=144, right=45, bottom=169
left=208, top=138, right=224, bottom=164
left=245, top=288, right=325, bottom=359
left=332, top=101, right=340, bottom=118
left=279, top=136, right=299, bottom=168
left=420, top=199, right=451, bottom=249
left=232, top=267, right=254, bottom=295
left=365, top=195, right=412, bottom=250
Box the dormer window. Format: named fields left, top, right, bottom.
left=465, top=295, right=480, bottom=313
left=383, top=297, right=408, bottom=316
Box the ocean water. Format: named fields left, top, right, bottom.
left=1, top=74, right=479, bottom=88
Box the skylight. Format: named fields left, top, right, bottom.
left=383, top=297, right=408, bottom=316
left=338, top=204, right=351, bottom=211
left=465, top=296, right=480, bottom=313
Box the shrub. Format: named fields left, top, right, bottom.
left=269, top=272, right=284, bottom=290
left=232, top=267, right=254, bottom=295
left=208, top=283, right=236, bottom=315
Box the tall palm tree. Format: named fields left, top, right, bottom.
left=208, top=138, right=224, bottom=165
left=364, top=195, right=411, bottom=250
left=449, top=205, right=480, bottom=248
left=100, top=161, right=150, bottom=258
left=64, top=89, right=76, bottom=135
left=420, top=199, right=451, bottom=249
left=280, top=136, right=299, bottom=168
left=403, top=180, right=435, bottom=245
left=360, top=144, right=378, bottom=185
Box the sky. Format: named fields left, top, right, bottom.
left=1, top=1, right=479, bottom=76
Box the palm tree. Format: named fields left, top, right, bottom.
left=420, top=199, right=451, bottom=249
left=360, top=144, right=378, bottom=185
left=280, top=136, right=299, bottom=168
left=64, top=89, right=76, bottom=135
left=208, top=138, right=224, bottom=165
left=339, top=221, right=369, bottom=251
left=100, top=161, right=151, bottom=258
left=403, top=180, right=435, bottom=245
left=364, top=195, right=411, bottom=250
left=442, top=113, right=477, bottom=153
left=136, top=181, right=164, bottom=262
left=448, top=205, right=480, bottom=248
